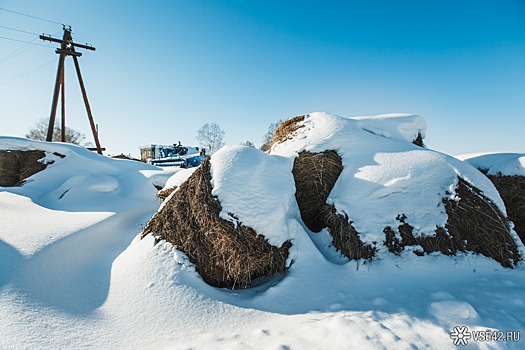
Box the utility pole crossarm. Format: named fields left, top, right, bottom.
left=40, top=34, right=96, bottom=51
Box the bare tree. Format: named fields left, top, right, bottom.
left=260, top=119, right=283, bottom=152
left=26, top=118, right=92, bottom=146
left=196, top=122, right=225, bottom=154
left=240, top=140, right=255, bottom=148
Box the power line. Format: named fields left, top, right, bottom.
left=0, top=36, right=55, bottom=48
left=0, top=30, right=62, bottom=63
left=0, top=24, right=40, bottom=36
left=0, top=7, right=62, bottom=25
left=0, top=39, right=37, bottom=63
left=0, top=57, right=57, bottom=88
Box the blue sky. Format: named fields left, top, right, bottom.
left=1, top=0, right=524, bottom=157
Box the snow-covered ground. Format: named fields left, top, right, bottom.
left=1, top=115, right=524, bottom=350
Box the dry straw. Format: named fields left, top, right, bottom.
left=487, top=175, right=525, bottom=245
left=384, top=178, right=520, bottom=267
left=292, top=150, right=374, bottom=260
left=156, top=187, right=176, bottom=201
left=0, top=150, right=47, bottom=186
left=269, top=115, right=306, bottom=149
left=142, top=159, right=291, bottom=289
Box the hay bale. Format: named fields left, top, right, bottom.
left=269, top=115, right=305, bottom=150
left=444, top=178, right=519, bottom=266
left=292, top=150, right=375, bottom=260
left=292, top=150, right=518, bottom=266
left=142, top=159, right=291, bottom=289
left=486, top=175, right=525, bottom=245
left=293, top=151, right=342, bottom=232
left=0, top=150, right=47, bottom=187
left=384, top=178, right=520, bottom=267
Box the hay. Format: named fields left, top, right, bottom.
left=156, top=187, right=176, bottom=201
left=0, top=150, right=47, bottom=187
left=142, top=159, right=291, bottom=289
left=293, top=151, right=342, bottom=232
left=292, top=150, right=375, bottom=260
left=412, top=132, right=425, bottom=147
left=268, top=115, right=305, bottom=149
left=384, top=178, right=520, bottom=267
left=384, top=216, right=462, bottom=257
left=444, top=178, right=519, bottom=266
left=486, top=175, right=525, bottom=245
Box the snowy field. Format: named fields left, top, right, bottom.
left=1, top=114, right=524, bottom=350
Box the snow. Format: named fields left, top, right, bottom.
left=270, top=112, right=506, bottom=243
left=210, top=145, right=296, bottom=246
left=350, top=113, right=427, bottom=144
left=1, top=126, right=524, bottom=350
left=163, top=167, right=197, bottom=189
left=456, top=152, right=525, bottom=176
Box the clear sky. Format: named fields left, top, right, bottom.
left=1, top=0, right=524, bottom=157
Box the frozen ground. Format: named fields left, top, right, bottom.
left=1, top=117, right=524, bottom=350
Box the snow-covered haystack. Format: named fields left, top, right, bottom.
left=268, top=115, right=306, bottom=149
left=458, top=153, right=525, bottom=245
left=0, top=136, right=173, bottom=210
left=293, top=150, right=375, bottom=260
left=142, top=113, right=520, bottom=291
left=0, top=149, right=51, bottom=186
left=142, top=158, right=292, bottom=289
left=271, top=113, right=520, bottom=267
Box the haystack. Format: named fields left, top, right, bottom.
left=290, top=150, right=518, bottom=266
left=486, top=175, right=525, bottom=245
left=292, top=150, right=375, bottom=260
left=384, top=178, right=520, bottom=267
left=267, top=115, right=305, bottom=150
left=0, top=150, right=47, bottom=187
left=142, top=159, right=291, bottom=289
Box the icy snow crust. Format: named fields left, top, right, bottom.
left=1, top=132, right=524, bottom=349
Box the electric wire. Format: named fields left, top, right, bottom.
left=0, top=24, right=40, bottom=36
left=0, top=36, right=55, bottom=48
left=0, top=57, right=57, bottom=88
left=0, top=38, right=38, bottom=63
left=0, top=30, right=62, bottom=63
left=0, top=7, right=62, bottom=25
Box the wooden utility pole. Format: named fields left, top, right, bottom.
left=40, top=26, right=103, bottom=154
